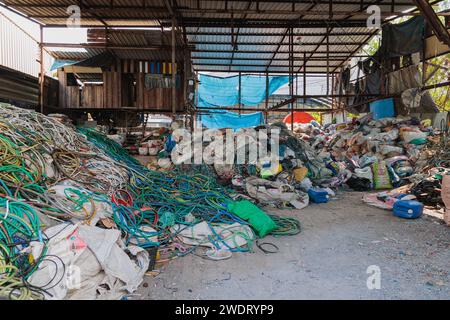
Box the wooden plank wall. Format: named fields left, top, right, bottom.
left=103, top=71, right=122, bottom=108
left=57, top=69, right=67, bottom=108
left=0, top=65, right=39, bottom=107
left=57, top=69, right=80, bottom=108
left=135, top=73, right=184, bottom=111
left=82, top=84, right=103, bottom=108
left=44, top=76, right=59, bottom=108
left=57, top=58, right=185, bottom=110
left=66, top=87, right=80, bottom=108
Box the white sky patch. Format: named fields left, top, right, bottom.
left=45, top=28, right=88, bottom=44
left=0, top=6, right=87, bottom=47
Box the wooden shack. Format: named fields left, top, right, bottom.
left=57, top=58, right=186, bottom=111
left=53, top=29, right=191, bottom=113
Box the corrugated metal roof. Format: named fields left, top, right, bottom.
left=192, top=51, right=232, bottom=58
left=49, top=29, right=184, bottom=61
left=3, top=0, right=439, bottom=73
left=0, top=11, right=53, bottom=77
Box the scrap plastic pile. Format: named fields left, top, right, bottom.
left=159, top=113, right=448, bottom=215
left=164, top=122, right=336, bottom=209
left=0, top=104, right=300, bottom=300
left=303, top=114, right=449, bottom=211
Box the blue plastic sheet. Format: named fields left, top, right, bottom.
left=199, top=111, right=264, bottom=130
left=50, top=59, right=78, bottom=71
left=198, top=74, right=290, bottom=107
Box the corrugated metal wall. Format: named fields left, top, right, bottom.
left=0, top=13, right=39, bottom=76
left=0, top=65, right=39, bottom=107
left=0, top=12, right=53, bottom=77
left=0, top=11, right=57, bottom=109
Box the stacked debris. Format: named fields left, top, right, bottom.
left=316, top=115, right=439, bottom=189
left=141, top=112, right=447, bottom=221
left=315, top=114, right=449, bottom=216
left=165, top=122, right=335, bottom=209
left=0, top=103, right=300, bottom=300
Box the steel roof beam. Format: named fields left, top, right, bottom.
left=162, top=19, right=370, bottom=28
left=192, top=56, right=367, bottom=60
left=412, top=0, right=450, bottom=46
left=331, top=0, right=444, bottom=72
left=297, top=0, right=385, bottom=73
left=191, top=49, right=364, bottom=54
left=194, top=69, right=338, bottom=74
left=189, top=41, right=365, bottom=46
left=228, top=1, right=253, bottom=71
left=265, top=1, right=319, bottom=72
left=5, top=5, right=428, bottom=17
left=185, top=31, right=375, bottom=36
left=193, top=62, right=341, bottom=67
left=3, top=0, right=420, bottom=7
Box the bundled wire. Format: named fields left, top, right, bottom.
left=80, top=127, right=302, bottom=250
left=0, top=104, right=302, bottom=299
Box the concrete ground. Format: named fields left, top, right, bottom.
left=136, top=191, right=449, bottom=300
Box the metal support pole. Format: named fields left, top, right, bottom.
left=183, top=51, right=188, bottom=106
left=289, top=27, right=294, bottom=131
left=303, top=52, right=306, bottom=104
left=331, top=74, right=335, bottom=110
left=265, top=71, right=269, bottom=124
left=327, top=0, right=332, bottom=96
left=238, top=72, right=242, bottom=115
left=326, top=27, right=330, bottom=96
left=195, top=71, right=199, bottom=129
left=422, top=21, right=428, bottom=86
left=38, top=26, right=45, bottom=113
left=171, top=16, right=177, bottom=117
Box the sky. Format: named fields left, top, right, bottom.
left=0, top=5, right=87, bottom=45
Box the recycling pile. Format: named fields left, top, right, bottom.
left=0, top=104, right=300, bottom=300
left=164, top=113, right=448, bottom=215
left=166, top=122, right=336, bottom=209
left=308, top=114, right=449, bottom=211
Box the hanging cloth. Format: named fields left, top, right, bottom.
left=381, top=16, right=425, bottom=58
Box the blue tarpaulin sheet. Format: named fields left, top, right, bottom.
left=50, top=59, right=79, bottom=71
left=198, top=74, right=290, bottom=107
left=199, top=111, right=264, bottom=130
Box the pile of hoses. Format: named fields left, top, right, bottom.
left=0, top=104, right=302, bottom=299
left=81, top=128, right=302, bottom=255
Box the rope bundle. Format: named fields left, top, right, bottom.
left=0, top=104, right=301, bottom=299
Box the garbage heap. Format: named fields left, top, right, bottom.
left=310, top=114, right=449, bottom=213
left=166, top=114, right=448, bottom=215
left=0, top=104, right=300, bottom=300
left=168, top=122, right=336, bottom=209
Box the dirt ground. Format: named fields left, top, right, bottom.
left=135, top=191, right=449, bottom=300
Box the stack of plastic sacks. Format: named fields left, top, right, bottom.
left=311, top=114, right=448, bottom=216
left=313, top=114, right=440, bottom=192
